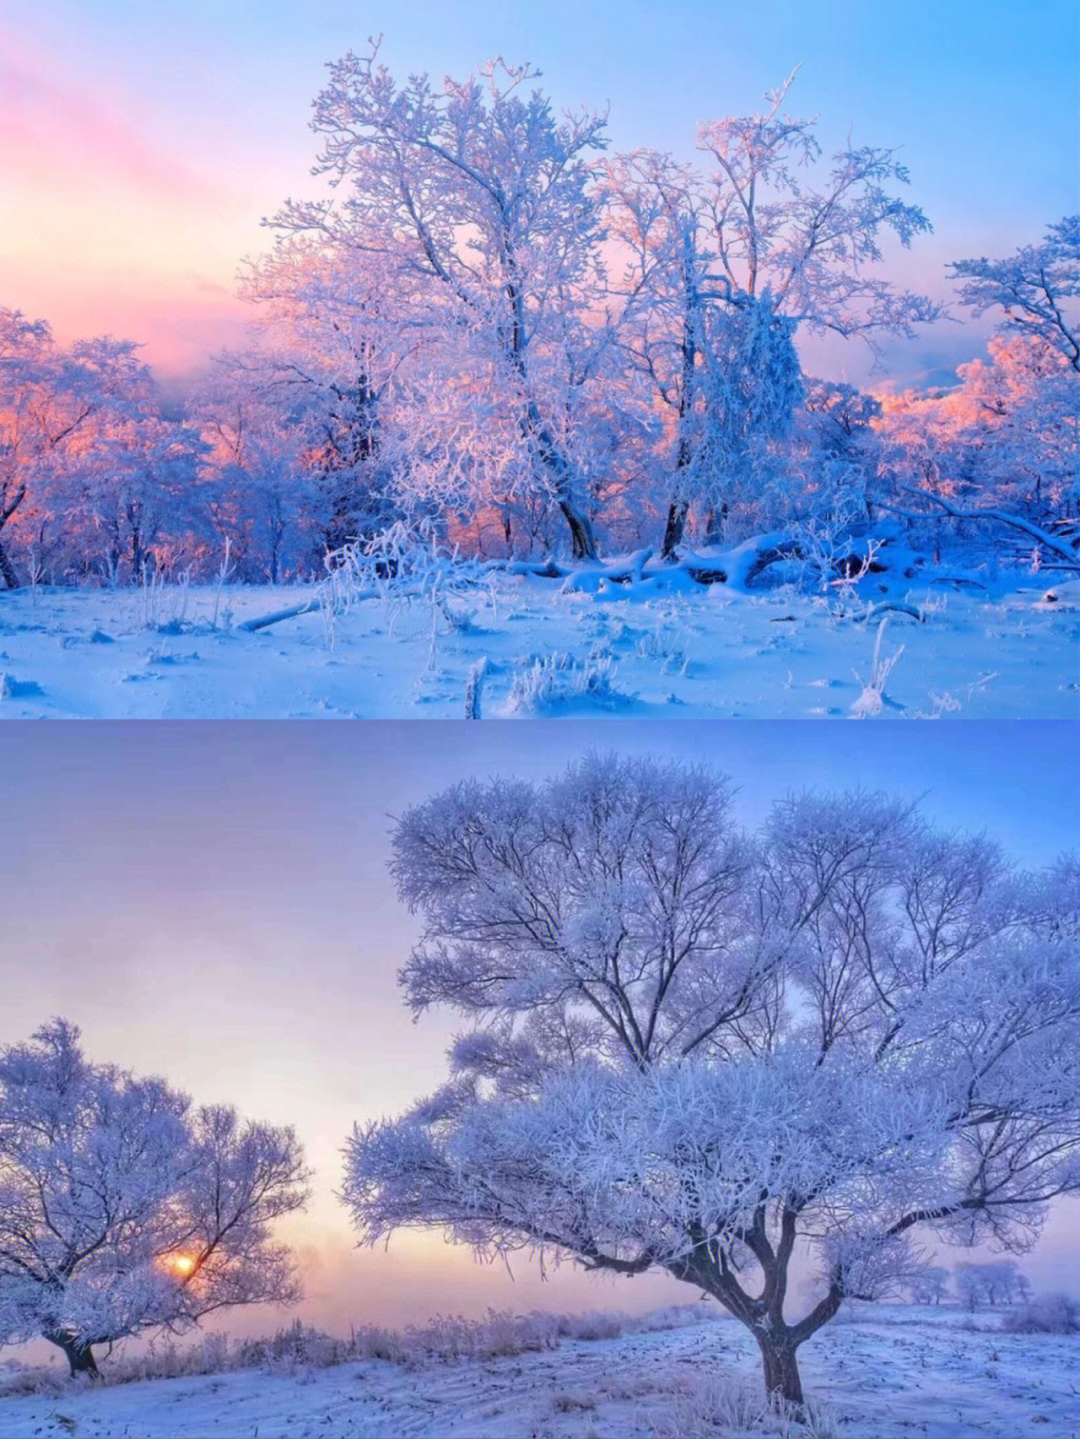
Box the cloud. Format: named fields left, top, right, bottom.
left=0, top=23, right=235, bottom=208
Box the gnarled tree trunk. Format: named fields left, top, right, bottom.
left=44, top=1330, right=101, bottom=1378
left=661, top=263, right=700, bottom=562
left=558, top=497, right=598, bottom=561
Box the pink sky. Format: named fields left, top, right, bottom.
left=0, top=21, right=265, bottom=375
left=3, top=2, right=1073, bottom=391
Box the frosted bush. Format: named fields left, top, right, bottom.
left=553, top=1311, right=624, bottom=1341
left=0, top=1303, right=711, bottom=1394
left=1003, top=1294, right=1080, bottom=1334
left=402, top=1308, right=560, bottom=1361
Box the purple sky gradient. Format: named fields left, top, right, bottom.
left=1, top=0, right=1076, bottom=390
left=2, top=720, right=1079, bottom=1336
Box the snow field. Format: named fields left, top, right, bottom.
left=0, top=572, right=1076, bottom=719
left=0, top=1307, right=1077, bottom=1438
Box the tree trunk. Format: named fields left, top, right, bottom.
left=0, top=537, right=19, bottom=590
left=558, top=497, right=598, bottom=561
left=757, top=1330, right=804, bottom=1408
left=45, top=1331, right=100, bottom=1379
left=662, top=500, right=688, bottom=560
left=663, top=266, right=699, bottom=563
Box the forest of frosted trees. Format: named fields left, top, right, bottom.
left=0, top=48, right=1076, bottom=591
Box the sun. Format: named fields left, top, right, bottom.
left=168, top=1254, right=197, bottom=1277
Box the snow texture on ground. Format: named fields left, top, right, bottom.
left=1, top=1308, right=1078, bottom=1438
left=0, top=572, right=1077, bottom=719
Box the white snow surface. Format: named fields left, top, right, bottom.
left=0, top=571, right=1077, bottom=719
left=0, top=1307, right=1077, bottom=1437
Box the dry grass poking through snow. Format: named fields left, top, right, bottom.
left=0, top=1304, right=710, bottom=1396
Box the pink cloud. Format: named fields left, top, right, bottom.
left=0, top=22, right=238, bottom=209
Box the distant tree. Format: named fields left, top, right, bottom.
left=954, top=1263, right=983, bottom=1312
left=953, top=1261, right=1025, bottom=1310
left=192, top=356, right=326, bottom=582
left=72, top=412, right=207, bottom=582
left=907, top=1265, right=950, bottom=1306
left=0, top=1021, right=308, bottom=1377
left=0, top=313, right=148, bottom=587
left=950, top=217, right=1080, bottom=373
left=954, top=336, right=1078, bottom=522
left=342, top=757, right=1080, bottom=1409
left=236, top=238, right=409, bottom=557
left=981, top=1260, right=1024, bottom=1306
left=876, top=337, right=1079, bottom=568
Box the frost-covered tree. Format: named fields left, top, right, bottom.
left=192, top=354, right=336, bottom=582
left=605, top=78, right=939, bottom=555
left=234, top=237, right=411, bottom=557
left=0, top=1021, right=308, bottom=1377
left=72, top=412, right=207, bottom=581
left=0, top=314, right=151, bottom=587
left=272, top=41, right=611, bottom=558
left=950, top=217, right=1080, bottom=373
left=906, top=1265, right=950, bottom=1306
left=954, top=1259, right=1028, bottom=1310
left=342, top=757, right=1080, bottom=1409
left=875, top=220, right=1080, bottom=569
left=876, top=340, right=1079, bottom=568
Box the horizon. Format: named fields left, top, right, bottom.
left=2, top=0, right=1077, bottom=397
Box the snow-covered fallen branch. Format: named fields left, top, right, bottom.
left=238, top=595, right=330, bottom=632
left=861, top=601, right=924, bottom=624
left=884, top=489, right=1080, bottom=574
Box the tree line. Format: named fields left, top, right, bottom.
left=0, top=48, right=1075, bottom=588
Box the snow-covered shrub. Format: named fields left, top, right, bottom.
left=238, top=1321, right=355, bottom=1371
left=551, top=1388, right=599, bottom=1412
left=552, top=1311, right=624, bottom=1341
left=632, top=1304, right=722, bottom=1333
left=402, top=1309, right=560, bottom=1362
left=1002, top=1294, right=1080, bottom=1335
left=0, top=1365, right=65, bottom=1399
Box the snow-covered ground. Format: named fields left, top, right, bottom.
left=0, top=1307, right=1076, bottom=1438
left=0, top=569, right=1077, bottom=719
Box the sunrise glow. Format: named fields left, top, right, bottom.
left=2, top=0, right=1075, bottom=386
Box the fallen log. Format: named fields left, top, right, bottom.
left=239, top=596, right=326, bottom=632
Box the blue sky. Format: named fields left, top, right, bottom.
left=1, top=720, right=1078, bottom=1331
left=2, top=0, right=1076, bottom=383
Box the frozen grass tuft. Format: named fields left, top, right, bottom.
left=503, top=651, right=628, bottom=715
left=850, top=618, right=905, bottom=717
left=650, top=1374, right=843, bottom=1439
